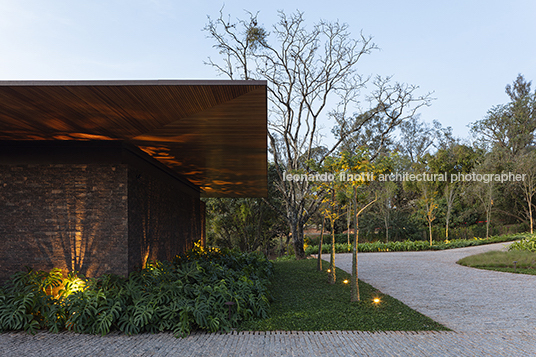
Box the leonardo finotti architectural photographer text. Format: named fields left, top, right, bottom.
left=283, top=172, right=526, bottom=183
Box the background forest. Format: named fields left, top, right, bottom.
left=205, top=73, right=536, bottom=257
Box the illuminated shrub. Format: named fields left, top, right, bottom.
left=0, top=245, right=273, bottom=337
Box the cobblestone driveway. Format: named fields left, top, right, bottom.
left=2, top=242, right=535, bottom=356
left=334, top=241, right=536, bottom=332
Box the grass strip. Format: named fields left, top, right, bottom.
left=457, top=250, right=536, bottom=275
left=239, top=258, right=449, bottom=331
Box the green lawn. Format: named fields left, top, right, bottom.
left=239, top=258, right=449, bottom=331
left=457, top=250, right=536, bottom=275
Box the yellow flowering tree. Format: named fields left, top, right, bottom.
left=310, top=150, right=389, bottom=293
left=337, top=150, right=388, bottom=302
left=312, top=150, right=388, bottom=300
left=308, top=155, right=346, bottom=284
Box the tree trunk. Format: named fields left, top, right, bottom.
left=349, top=188, right=378, bottom=302
left=384, top=215, right=389, bottom=243
left=317, top=216, right=325, bottom=271
left=486, top=210, right=490, bottom=238
left=445, top=184, right=455, bottom=240
left=429, top=220, right=433, bottom=246
left=350, top=212, right=360, bottom=302
left=486, top=185, right=492, bottom=239
left=291, top=223, right=306, bottom=259
left=529, top=202, right=533, bottom=234
left=347, top=206, right=351, bottom=247
left=328, top=218, right=336, bottom=284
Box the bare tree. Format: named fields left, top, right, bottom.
left=444, top=183, right=456, bottom=239
left=351, top=187, right=377, bottom=302
left=420, top=181, right=439, bottom=245
left=469, top=166, right=495, bottom=239
left=204, top=9, right=431, bottom=258
left=515, top=150, right=536, bottom=234
left=396, top=116, right=444, bottom=164
left=374, top=180, right=397, bottom=242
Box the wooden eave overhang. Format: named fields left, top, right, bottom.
left=0, top=80, right=268, bottom=197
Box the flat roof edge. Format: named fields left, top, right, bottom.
left=0, top=79, right=268, bottom=86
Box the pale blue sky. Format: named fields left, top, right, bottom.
left=1, top=0, right=535, bottom=141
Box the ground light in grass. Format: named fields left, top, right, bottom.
left=239, top=258, right=449, bottom=332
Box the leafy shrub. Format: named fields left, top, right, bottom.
left=508, top=234, right=536, bottom=252
left=432, top=223, right=528, bottom=241
left=305, top=223, right=529, bottom=246
left=305, top=232, right=529, bottom=255
left=0, top=244, right=273, bottom=337
left=305, top=234, right=353, bottom=246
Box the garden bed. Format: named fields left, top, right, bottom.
left=305, top=233, right=531, bottom=255
left=0, top=245, right=273, bottom=337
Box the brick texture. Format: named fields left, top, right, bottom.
left=0, top=164, right=129, bottom=281
left=127, top=159, right=202, bottom=271
left=0, top=142, right=203, bottom=283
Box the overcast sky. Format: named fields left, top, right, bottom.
left=1, top=0, right=535, bottom=142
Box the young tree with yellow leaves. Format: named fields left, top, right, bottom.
left=316, top=215, right=326, bottom=271
left=310, top=150, right=388, bottom=294
left=311, top=155, right=346, bottom=284
left=324, top=187, right=342, bottom=284
left=336, top=150, right=388, bottom=301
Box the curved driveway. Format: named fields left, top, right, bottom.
left=3, top=243, right=536, bottom=356
left=330, top=242, right=536, bottom=332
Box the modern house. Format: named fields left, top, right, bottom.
left=0, top=80, right=267, bottom=283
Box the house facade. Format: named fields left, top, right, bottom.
left=0, top=80, right=267, bottom=283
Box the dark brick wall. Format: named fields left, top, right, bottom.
left=0, top=141, right=204, bottom=284
left=126, top=153, right=202, bottom=271
left=0, top=164, right=129, bottom=283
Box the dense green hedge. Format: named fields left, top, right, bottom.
left=431, top=223, right=528, bottom=241
left=304, top=223, right=528, bottom=246
left=305, top=233, right=530, bottom=255
left=0, top=245, right=273, bottom=337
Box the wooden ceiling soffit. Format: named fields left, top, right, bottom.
left=131, top=87, right=267, bottom=198
left=0, top=80, right=267, bottom=197
left=0, top=81, right=262, bottom=140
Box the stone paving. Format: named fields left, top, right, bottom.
left=334, top=241, right=536, bottom=332
left=2, top=242, right=536, bottom=356
left=2, top=330, right=536, bottom=356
